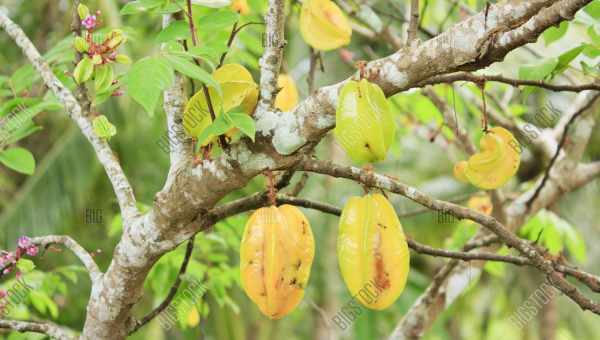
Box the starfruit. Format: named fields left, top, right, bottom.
left=274, top=74, right=299, bottom=112
left=454, top=127, right=520, bottom=190
left=300, top=0, right=352, bottom=51
left=334, top=79, right=396, bottom=164
left=337, top=193, right=410, bottom=310
left=240, top=205, right=315, bottom=319
left=183, top=63, right=258, bottom=144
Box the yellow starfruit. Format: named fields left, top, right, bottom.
left=467, top=194, right=493, bottom=216
left=231, top=0, right=250, bottom=15
left=454, top=127, right=520, bottom=190
left=334, top=79, right=396, bottom=164
left=300, top=0, right=352, bottom=51
left=240, top=205, right=315, bottom=319
left=337, top=193, right=410, bottom=310
left=274, top=74, right=299, bottom=112
left=183, top=63, right=258, bottom=144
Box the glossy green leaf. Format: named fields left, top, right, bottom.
left=126, top=56, right=174, bottom=115
left=227, top=111, right=255, bottom=141
left=542, top=22, right=568, bottom=45
left=196, top=113, right=232, bottom=145
left=0, top=147, right=35, bottom=175
left=197, top=10, right=239, bottom=32
left=554, top=45, right=585, bottom=75
left=94, top=65, right=114, bottom=94
left=164, top=54, right=221, bottom=94
left=92, top=115, right=117, bottom=140
left=156, top=20, right=192, bottom=42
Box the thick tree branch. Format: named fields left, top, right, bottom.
left=0, top=319, right=76, bottom=340
left=32, top=235, right=102, bottom=284
left=0, top=12, right=139, bottom=223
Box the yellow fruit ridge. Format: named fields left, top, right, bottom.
left=334, top=79, right=396, bottom=164
left=274, top=74, right=299, bottom=112
left=240, top=205, right=315, bottom=319
left=300, top=0, right=352, bottom=51
left=183, top=63, right=258, bottom=144
left=454, top=126, right=520, bottom=190
left=337, top=194, right=410, bottom=310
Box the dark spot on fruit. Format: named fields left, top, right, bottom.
left=290, top=278, right=297, bottom=285
left=365, top=143, right=370, bottom=149
left=296, top=260, right=302, bottom=269
left=377, top=223, right=387, bottom=229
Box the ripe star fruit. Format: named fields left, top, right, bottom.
left=454, top=126, right=520, bottom=190
left=240, top=205, right=315, bottom=319
left=274, top=74, right=299, bottom=112
left=337, top=193, right=410, bottom=310
left=334, top=79, right=396, bottom=164
left=300, top=0, right=352, bottom=51
left=183, top=63, right=258, bottom=144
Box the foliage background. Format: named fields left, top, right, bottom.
left=0, top=0, right=599, bottom=339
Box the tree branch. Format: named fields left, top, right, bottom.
left=256, top=0, right=286, bottom=113
left=420, top=71, right=600, bottom=92
left=297, top=158, right=600, bottom=316
left=0, top=12, right=139, bottom=223
left=407, top=0, right=420, bottom=43
left=0, top=319, right=76, bottom=340
left=32, top=235, right=102, bottom=284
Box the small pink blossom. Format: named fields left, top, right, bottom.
left=17, top=236, right=31, bottom=249
left=3, top=267, right=11, bottom=275
left=0, top=290, right=6, bottom=298
left=26, top=246, right=38, bottom=257
left=82, top=15, right=97, bottom=30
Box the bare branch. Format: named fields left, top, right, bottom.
left=420, top=71, right=600, bottom=92
left=32, top=236, right=102, bottom=283
left=0, top=12, right=139, bottom=223
left=256, top=0, right=286, bottom=112
left=129, top=237, right=195, bottom=334
left=0, top=319, right=76, bottom=340
left=407, top=0, right=420, bottom=43
left=162, top=14, right=192, bottom=166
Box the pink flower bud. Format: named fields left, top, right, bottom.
left=26, top=246, right=38, bottom=257
left=82, top=15, right=97, bottom=30
left=17, top=236, right=31, bottom=249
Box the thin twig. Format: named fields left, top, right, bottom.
left=407, top=0, right=420, bottom=43
left=130, top=237, right=196, bottom=334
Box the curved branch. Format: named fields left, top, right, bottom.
left=0, top=12, right=139, bottom=223
left=0, top=319, right=76, bottom=340
left=297, top=158, right=600, bottom=316
left=32, top=235, right=102, bottom=284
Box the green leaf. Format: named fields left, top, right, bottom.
left=73, top=57, right=94, bottom=84
left=126, top=56, right=174, bottom=115
left=554, top=45, right=585, bottom=75
left=16, top=259, right=35, bottom=273
left=120, top=0, right=165, bottom=14
left=156, top=20, right=191, bottom=42
left=588, top=25, right=600, bottom=45
left=227, top=112, right=256, bottom=141
left=94, top=65, right=114, bottom=94
left=197, top=10, right=239, bottom=32
left=92, top=115, right=117, bottom=139
left=0, top=147, right=35, bottom=175
left=77, top=3, right=90, bottom=20
left=584, top=0, right=600, bottom=19
left=164, top=54, right=220, bottom=93
left=197, top=114, right=232, bottom=145
left=519, top=58, right=559, bottom=81
left=542, top=22, right=568, bottom=45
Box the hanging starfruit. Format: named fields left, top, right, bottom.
left=240, top=205, right=315, bottom=319
left=300, top=0, right=352, bottom=51
left=183, top=63, right=258, bottom=144
left=454, top=127, right=520, bottom=190
left=274, top=74, right=299, bottom=112
left=334, top=79, right=396, bottom=164
left=338, top=193, right=410, bottom=310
